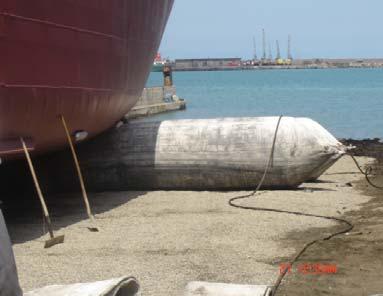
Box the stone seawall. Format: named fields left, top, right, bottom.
left=135, top=86, right=176, bottom=106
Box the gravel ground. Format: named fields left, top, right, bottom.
left=7, top=156, right=373, bottom=295
left=278, top=143, right=383, bottom=296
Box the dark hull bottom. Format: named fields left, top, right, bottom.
left=0, top=87, right=138, bottom=156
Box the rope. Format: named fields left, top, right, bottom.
left=348, top=154, right=383, bottom=189
left=227, top=116, right=358, bottom=296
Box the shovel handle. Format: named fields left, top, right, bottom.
left=60, top=115, right=93, bottom=220
left=20, top=137, right=54, bottom=239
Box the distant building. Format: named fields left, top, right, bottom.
left=174, top=58, right=242, bottom=71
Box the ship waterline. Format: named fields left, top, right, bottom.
left=0, top=0, right=174, bottom=157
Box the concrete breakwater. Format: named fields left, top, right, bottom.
left=168, top=58, right=383, bottom=71
left=126, top=86, right=186, bottom=119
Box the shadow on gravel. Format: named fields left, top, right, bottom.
left=1, top=190, right=146, bottom=244
left=297, top=186, right=336, bottom=192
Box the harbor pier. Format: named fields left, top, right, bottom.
left=126, top=86, right=185, bottom=119
left=126, top=66, right=186, bottom=119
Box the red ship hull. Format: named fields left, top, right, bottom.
left=0, top=0, right=173, bottom=158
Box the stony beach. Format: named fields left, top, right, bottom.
left=5, top=155, right=381, bottom=295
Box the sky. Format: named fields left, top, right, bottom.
left=159, top=0, right=383, bottom=60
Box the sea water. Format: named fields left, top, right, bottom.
left=144, top=68, right=383, bottom=139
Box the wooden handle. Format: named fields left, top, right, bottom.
left=60, top=115, right=93, bottom=219
left=20, top=137, right=54, bottom=238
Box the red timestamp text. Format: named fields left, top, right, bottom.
left=279, top=263, right=337, bottom=275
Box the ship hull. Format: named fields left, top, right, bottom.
left=0, top=0, right=174, bottom=157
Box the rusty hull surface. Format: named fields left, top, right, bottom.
left=0, top=0, right=174, bottom=158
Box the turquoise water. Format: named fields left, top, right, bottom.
left=145, top=68, right=383, bottom=139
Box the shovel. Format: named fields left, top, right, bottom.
left=21, top=137, right=64, bottom=248
left=60, top=115, right=99, bottom=232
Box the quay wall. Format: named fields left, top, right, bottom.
left=125, top=85, right=185, bottom=119
left=136, top=86, right=177, bottom=106
left=170, top=58, right=383, bottom=71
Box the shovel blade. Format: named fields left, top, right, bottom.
left=87, top=226, right=99, bottom=232
left=87, top=216, right=99, bottom=232
left=44, top=235, right=65, bottom=249
left=185, top=281, right=273, bottom=296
